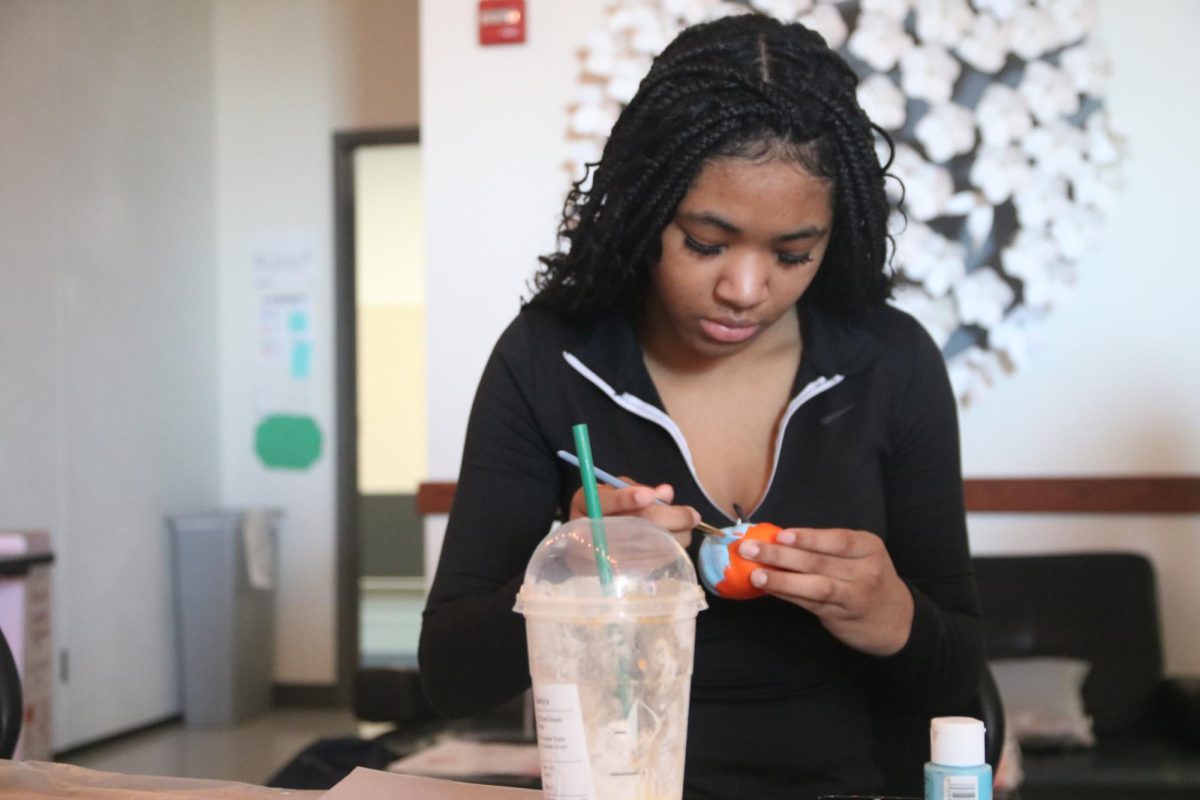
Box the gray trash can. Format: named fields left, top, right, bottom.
left=169, top=510, right=278, bottom=726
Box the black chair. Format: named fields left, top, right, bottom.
left=0, top=624, right=23, bottom=759
left=975, top=661, right=1007, bottom=770
left=975, top=552, right=1200, bottom=799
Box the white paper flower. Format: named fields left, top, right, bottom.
left=582, top=32, right=617, bottom=77
left=988, top=307, right=1045, bottom=369
left=861, top=0, right=913, bottom=21
left=1049, top=0, right=1100, bottom=47
left=953, top=267, right=1015, bottom=329
left=1018, top=61, right=1080, bottom=124
left=890, top=285, right=960, bottom=348
left=800, top=2, right=849, bottom=49
left=1049, top=205, right=1103, bottom=260
left=1073, top=163, right=1123, bottom=214
left=567, top=139, right=604, bottom=184
left=608, top=4, right=661, bottom=35
left=1009, top=6, right=1062, bottom=60
left=857, top=74, right=907, bottom=130
left=660, top=0, right=714, bottom=23
left=955, top=12, right=1011, bottom=74
left=900, top=44, right=961, bottom=105
left=749, top=0, right=811, bottom=20
left=889, top=144, right=954, bottom=221
left=1012, top=174, right=1071, bottom=230
left=1061, top=39, right=1112, bottom=98
left=914, top=102, right=976, bottom=163
left=630, top=14, right=671, bottom=54
left=569, top=85, right=611, bottom=131
left=570, top=101, right=618, bottom=137
left=975, top=84, right=1034, bottom=147
left=1022, top=120, right=1088, bottom=181
left=970, top=145, right=1033, bottom=204
left=941, top=189, right=976, bottom=216
left=905, top=169, right=955, bottom=223
left=703, top=0, right=754, bottom=21
left=1084, top=110, right=1123, bottom=166
left=914, top=0, right=974, bottom=47
left=1049, top=260, right=1078, bottom=304
left=966, top=203, right=995, bottom=251
left=606, top=56, right=652, bottom=104
left=848, top=12, right=913, bottom=72
left=970, top=0, right=1021, bottom=21
left=575, top=83, right=605, bottom=106
left=1011, top=256, right=1076, bottom=312
left=947, top=346, right=1005, bottom=405
left=1001, top=229, right=1057, bottom=308
left=894, top=221, right=967, bottom=297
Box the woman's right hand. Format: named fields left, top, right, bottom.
left=569, top=480, right=699, bottom=548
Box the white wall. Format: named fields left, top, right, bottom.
left=421, top=1, right=1200, bottom=671
left=422, top=0, right=610, bottom=479
left=959, top=0, right=1200, bottom=674
left=214, top=0, right=419, bottom=685
left=0, top=1, right=219, bottom=749
left=2, top=0, right=422, bottom=748
left=959, top=2, right=1200, bottom=476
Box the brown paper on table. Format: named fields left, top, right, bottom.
left=389, top=738, right=541, bottom=779
left=319, top=767, right=540, bottom=799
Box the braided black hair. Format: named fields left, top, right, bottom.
left=530, top=13, right=896, bottom=318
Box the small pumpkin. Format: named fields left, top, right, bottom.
left=698, top=521, right=782, bottom=600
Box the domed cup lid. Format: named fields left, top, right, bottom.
left=514, top=516, right=707, bottom=621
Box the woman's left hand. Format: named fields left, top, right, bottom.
left=736, top=527, right=914, bottom=656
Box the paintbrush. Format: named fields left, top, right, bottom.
left=556, top=450, right=727, bottom=538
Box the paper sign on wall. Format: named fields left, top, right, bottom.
left=252, top=232, right=321, bottom=470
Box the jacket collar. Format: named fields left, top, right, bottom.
left=567, top=311, right=656, bottom=400
left=796, top=302, right=881, bottom=380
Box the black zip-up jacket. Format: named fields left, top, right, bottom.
left=420, top=301, right=984, bottom=799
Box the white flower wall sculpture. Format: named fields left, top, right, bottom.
left=565, top=0, right=1126, bottom=405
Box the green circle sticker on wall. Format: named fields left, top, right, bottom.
left=255, top=414, right=322, bottom=470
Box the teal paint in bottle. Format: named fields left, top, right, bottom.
left=924, top=717, right=992, bottom=800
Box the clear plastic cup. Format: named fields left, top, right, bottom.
left=514, top=517, right=707, bottom=800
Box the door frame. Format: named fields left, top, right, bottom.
left=333, top=127, right=421, bottom=703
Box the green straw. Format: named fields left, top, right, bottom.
left=572, top=423, right=631, bottom=716
left=571, top=423, right=614, bottom=588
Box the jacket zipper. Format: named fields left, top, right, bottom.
left=563, top=351, right=844, bottom=523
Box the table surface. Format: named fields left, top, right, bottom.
left=0, top=761, right=542, bottom=799
left=0, top=760, right=320, bottom=798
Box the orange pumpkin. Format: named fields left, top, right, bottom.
left=714, top=522, right=782, bottom=600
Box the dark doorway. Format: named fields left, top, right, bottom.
left=334, top=128, right=425, bottom=702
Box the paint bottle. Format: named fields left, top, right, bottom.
left=924, top=716, right=992, bottom=800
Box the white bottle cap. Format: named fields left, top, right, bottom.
left=930, top=716, right=986, bottom=767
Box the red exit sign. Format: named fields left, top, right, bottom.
left=479, top=0, right=526, bottom=46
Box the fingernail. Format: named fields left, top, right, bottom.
left=692, top=511, right=701, bottom=526
left=739, top=541, right=759, bottom=558
left=634, top=488, right=653, bottom=505
left=750, top=569, right=767, bottom=588
left=777, top=530, right=795, bottom=545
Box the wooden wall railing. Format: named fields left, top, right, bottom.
left=962, top=477, right=1200, bottom=513
left=417, top=482, right=459, bottom=515
left=419, top=477, right=1200, bottom=516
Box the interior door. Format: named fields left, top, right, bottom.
left=334, top=130, right=426, bottom=701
